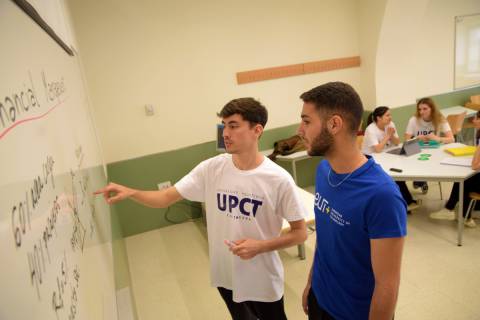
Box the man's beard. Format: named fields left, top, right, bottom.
left=308, top=126, right=333, bottom=156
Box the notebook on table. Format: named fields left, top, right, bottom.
left=440, top=157, right=473, bottom=167
left=444, top=146, right=476, bottom=156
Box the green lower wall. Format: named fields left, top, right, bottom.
left=108, top=86, right=480, bottom=237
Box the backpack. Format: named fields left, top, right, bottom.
left=267, top=135, right=305, bottom=160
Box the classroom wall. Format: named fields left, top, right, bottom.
left=358, top=0, right=388, bottom=110
left=68, top=0, right=480, bottom=238
left=375, top=0, right=480, bottom=107
left=67, top=0, right=362, bottom=164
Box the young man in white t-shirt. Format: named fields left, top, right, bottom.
left=95, top=98, right=307, bottom=320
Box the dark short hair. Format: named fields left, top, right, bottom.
left=300, top=82, right=363, bottom=134
left=218, top=97, right=268, bottom=128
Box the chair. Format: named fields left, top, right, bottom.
left=465, top=192, right=480, bottom=221
left=465, top=95, right=480, bottom=111
left=436, top=112, right=467, bottom=200
left=446, top=111, right=467, bottom=142
left=462, top=105, right=480, bottom=145
left=462, top=119, right=479, bottom=145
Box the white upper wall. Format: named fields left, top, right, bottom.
left=358, top=0, right=388, bottom=110
left=67, top=0, right=362, bottom=163
left=375, top=0, right=480, bottom=108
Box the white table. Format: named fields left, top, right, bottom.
left=440, top=105, right=477, bottom=118
left=262, top=149, right=310, bottom=183
left=372, top=143, right=477, bottom=246
left=282, top=187, right=315, bottom=259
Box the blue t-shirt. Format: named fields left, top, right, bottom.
left=311, top=157, right=407, bottom=320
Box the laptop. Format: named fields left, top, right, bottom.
left=387, top=138, right=421, bottom=156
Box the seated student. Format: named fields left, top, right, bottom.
left=404, top=97, right=455, bottom=194
left=361, top=106, right=400, bottom=154
left=430, top=130, right=480, bottom=228
left=361, top=106, right=420, bottom=212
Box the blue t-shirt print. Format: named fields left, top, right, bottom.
left=311, top=157, right=407, bottom=320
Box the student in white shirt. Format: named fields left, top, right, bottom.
left=95, top=98, right=307, bottom=320
left=361, top=106, right=400, bottom=155
left=405, top=97, right=454, bottom=143
left=361, top=106, right=419, bottom=212
left=405, top=97, right=455, bottom=194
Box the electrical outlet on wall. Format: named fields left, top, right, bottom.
left=145, top=104, right=154, bottom=116
left=157, top=181, right=171, bottom=190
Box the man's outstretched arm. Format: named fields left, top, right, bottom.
left=94, top=182, right=183, bottom=208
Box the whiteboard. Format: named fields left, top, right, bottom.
left=454, top=13, right=480, bottom=89
left=0, top=1, right=118, bottom=319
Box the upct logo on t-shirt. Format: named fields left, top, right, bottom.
left=416, top=129, right=433, bottom=136
left=216, top=189, right=264, bottom=221
left=315, top=192, right=350, bottom=227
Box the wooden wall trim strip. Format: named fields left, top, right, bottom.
left=236, top=56, right=360, bottom=84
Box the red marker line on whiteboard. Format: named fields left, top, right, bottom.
left=0, top=98, right=66, bottom=140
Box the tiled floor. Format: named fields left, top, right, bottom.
left=125, top=182, right=480, bottom=320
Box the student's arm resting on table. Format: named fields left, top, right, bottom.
left=230, top=219, right=307, bottom=260
left=94, top=182, right=183, bottom=208
left=472, top=146, right=480, bottom=170
left=426, top=130, right=454, bottom=144
left=369, top=237, right=404, bottom=320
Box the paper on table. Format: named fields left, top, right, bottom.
left=440, top=157, right=473, bottom=167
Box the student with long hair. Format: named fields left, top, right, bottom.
left=405, top=98, right=454, bottom=193
left=405, top=97, right=454, bottom=143
left=361, top=106, right=420, bottom=212
left=361, top=106, right=400, bottom=154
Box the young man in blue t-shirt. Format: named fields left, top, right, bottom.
left=297, top=82, right=407, bottom=320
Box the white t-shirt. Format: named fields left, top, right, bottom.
left=175, top=154, right=306, bottom=302
left=405, top=116, right=451, bottom=137
left=361, top=122, right=399, bottom=155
